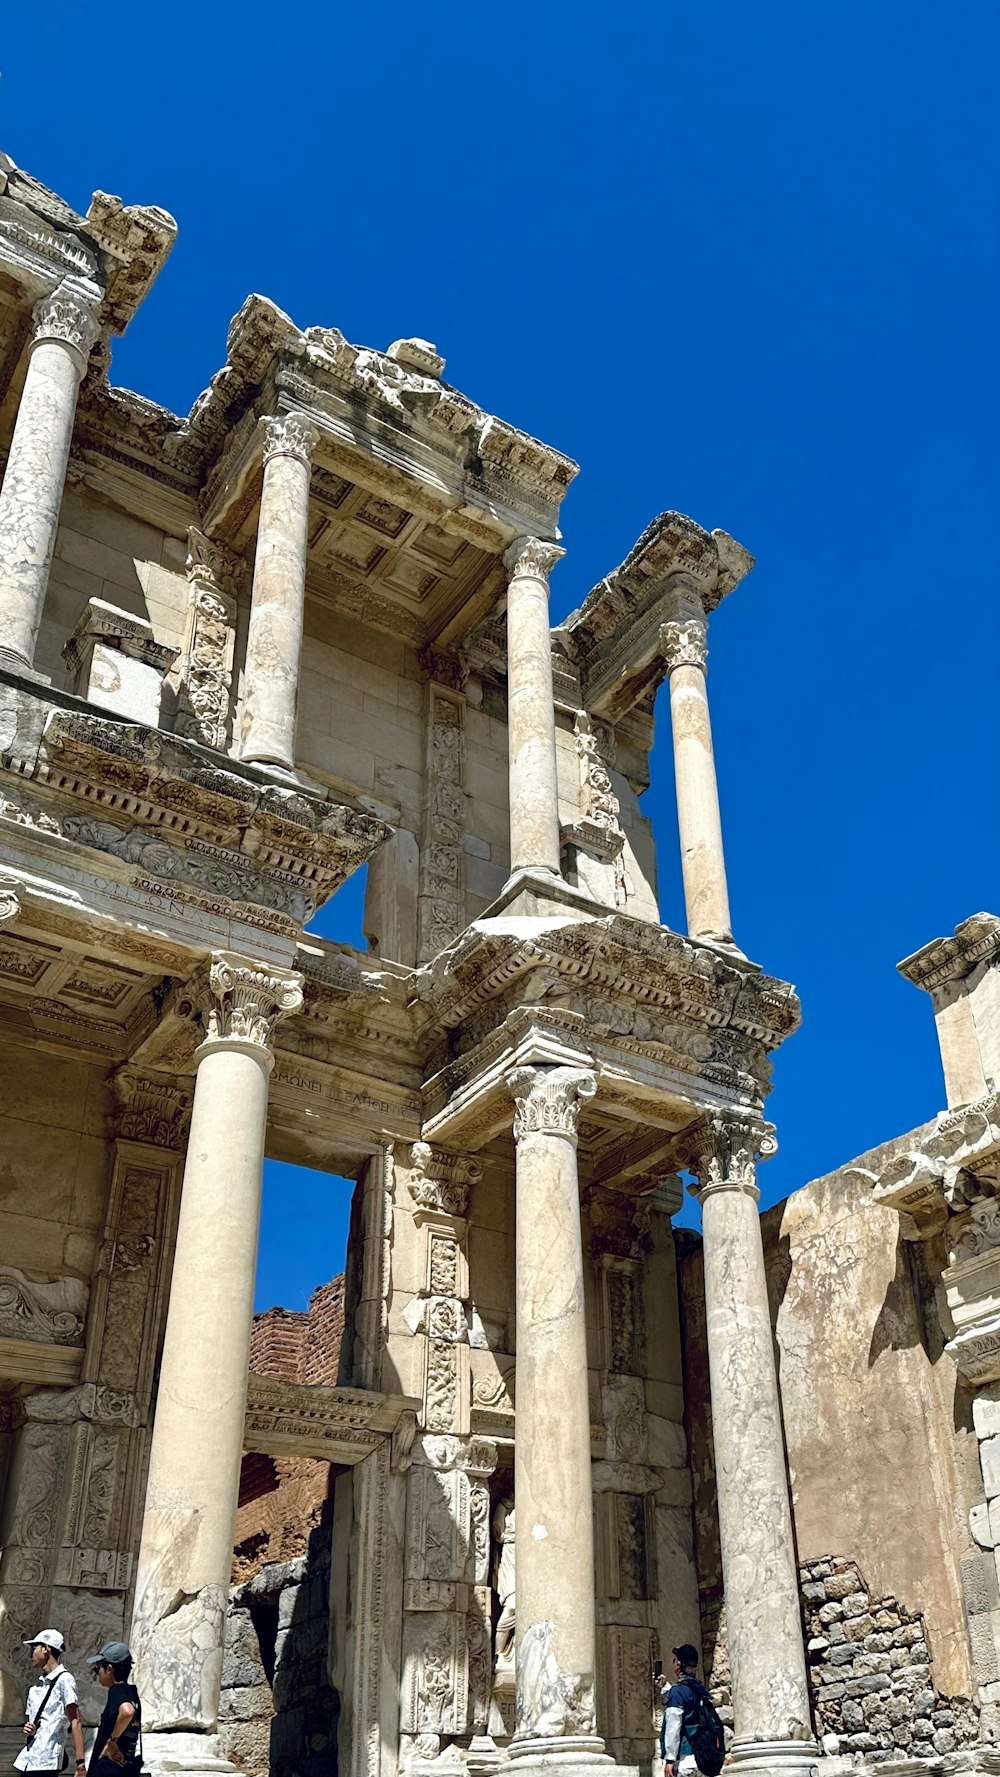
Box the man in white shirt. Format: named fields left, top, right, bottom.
left=17, top=1630, right=87, bottom=1777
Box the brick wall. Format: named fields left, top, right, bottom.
left=235, top=1275, right=347, bottom=1583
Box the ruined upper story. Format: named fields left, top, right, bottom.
left=0, top=154, right=761, bottom=972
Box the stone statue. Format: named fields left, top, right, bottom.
left=492, top=1496, right=515, bottom=1667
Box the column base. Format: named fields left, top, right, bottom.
left=0, top=647, right=51, bottom=684
left=140, top=1732, right=239, bottom=1776
left=506, top=1735, right=623, bottom=1770
left=725, top=1737, right=821, bottom=1777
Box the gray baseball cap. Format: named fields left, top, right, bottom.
left=88, top=1641, right=132, bottom=1668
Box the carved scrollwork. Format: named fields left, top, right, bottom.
left=196, top=950, right=304, bottom=1051
left=0, top=883, right=19, bottom=925
left=409, top=1142, right=482, bottom=1218
left=687, top=1110, right=776, bottom=1201
left=262, top=411, right=319, bottom=468
left=503, top=535, right=565, bottom=581
left=32, top=278, right=102, bottom=369
left=508, top=1065, right=598, bottom=1144
left=0, top=1267, right=88, bottom=1345
left=659, top=617, right=708, bottom=673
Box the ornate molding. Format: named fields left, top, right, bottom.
left=508, top=1064, right=598, bottom=1144
left=659, top=618, right=708, bottom=673
left=113, top=1072, right=190, bottom=1149
left=196, top=950, right=303, bottom=1052
left=31, top=277, right=102, bottom=370
left=687, top=1110, right=777, bottom=1202
left=503, top=535, right=565, bottom=581
left=409, top=1142, right=482, bottom=1219
left=0, top=882, right=19, bottom=925
left=0, top=1267, right=88, bottom=1346
left=62, top=597, right=179, bottom=678
left=262, top=411, right=319, bottom=469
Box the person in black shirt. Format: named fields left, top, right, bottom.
left=86, top=1643, right=140, bottom=1776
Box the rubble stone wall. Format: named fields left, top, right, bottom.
left=678, top=1130, right=984, bottom=1741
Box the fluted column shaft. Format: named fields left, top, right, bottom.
left=503, top=536, right=564, bottom=880
left=661, top=615, right=732, bottom=943
left=694, top=1114, right=817, bottom=1774
left=508, top=1064, right=609, bottom=1762
left=0, top=279, right=101, bottom=670
left=239, top=413, right=317, bottom=770
left=132, top=953, right=302, bottom=1735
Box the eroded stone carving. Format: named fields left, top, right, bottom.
left=0, top=1267, right=88, bottom=1344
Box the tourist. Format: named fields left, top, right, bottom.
left=15, top=1629, right=87, bottom=1777
left=658, top=1644, right=724, bottom=1777
left=86, top=1644, right=141, bottom=1776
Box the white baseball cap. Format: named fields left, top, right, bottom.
left=23, top=1629, right=65, bottom=1653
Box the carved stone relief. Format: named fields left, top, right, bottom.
left=0, top=1269, right=88, bottom=1345
left=418, top=688, right=468, bottom=964
left=175, top=528, right=239, bottom=749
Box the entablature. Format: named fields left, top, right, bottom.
left=243, top=1372, right=420, bottom=1465
left=0, top=674, right=391, bottom=945
left=562, top=510, right=754, bottom=721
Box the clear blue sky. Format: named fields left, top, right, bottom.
left=4, top=3, right=996, bottom=1306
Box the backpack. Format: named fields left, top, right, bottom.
left=683, top=1682, right=726, bottom=1777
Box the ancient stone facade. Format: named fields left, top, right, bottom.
left=0, top=148, right=997, bottom=1777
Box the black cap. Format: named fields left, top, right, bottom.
left=673, top=1644, right=699, bottom=1668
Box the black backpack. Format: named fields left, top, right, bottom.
left=683, top=1681, right=726, bottom=1777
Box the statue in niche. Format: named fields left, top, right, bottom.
left=492, top=1496, right=516, bottom=1668
left=488, top=1494, right=516, bottom=1738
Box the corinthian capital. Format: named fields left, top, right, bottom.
left=196, top=951, right=303, bottom=1053
left=503, top=535, right=565, bottom=582
left=508, top=1064, right=598, bottom=1144
left=659, top=618, right=708, bottom=673
left=32, top=278, right=102, bottom=371
left=687, top=1111, right=777, bottom=1202
left=262, top=412, right=319, bottom=468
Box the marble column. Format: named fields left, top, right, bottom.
left=0, top=277, right=101, bottom=671
left=239, top=413, right=318, bottom=771
left=502, top=536, right=564, bottom=881
left=507, top=1063, right=612, bottom=1768
left=692, top=1112, right=818, bottom=1777
left=131, top=953, right=302, bottom=1750
left=660, top=615, right=732, bottom=944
